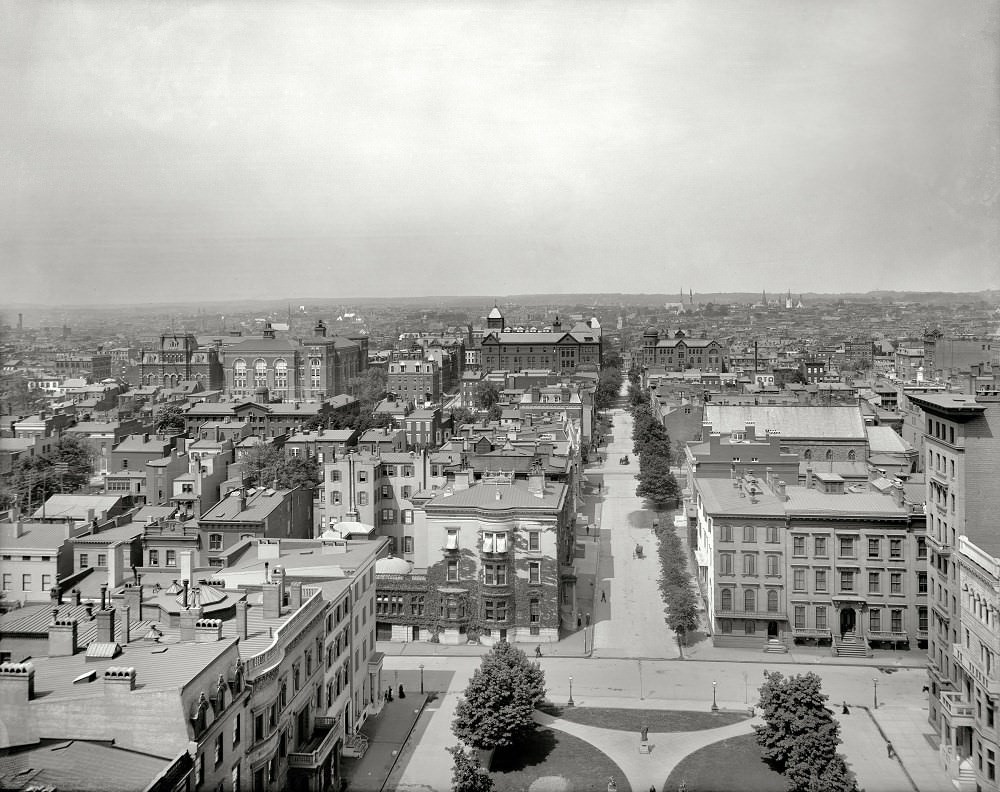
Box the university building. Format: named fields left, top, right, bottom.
left=479, top=307, right=602, bottom=373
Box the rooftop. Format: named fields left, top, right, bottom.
left=0, top=521, right=75, bottom=549
left=199, top=487, right=295, bottom=523
left=704, top=404, right=866, bottom=439
left=0, top=739, right=174, bottom=791
left=32, top=495, right=125, bottom=521
left=424, top=479, right=566, bottom=512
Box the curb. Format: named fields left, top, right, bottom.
left=378, top=694, right=433, bottom=792
left=857, top=705, right=920, bottom=792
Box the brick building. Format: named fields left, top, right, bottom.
left=387, top=358, right=441, bottom=405
left=479, top=308, right=602, bottom=373
left=138, top=333, right=225, bottom=390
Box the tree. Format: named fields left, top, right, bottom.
left=635, top=451, right=680, bottom=504
left=474, top=381, right=501, bottom=411
left=452, top=641, right=546, bottom=750
left=7, top=435, right=93, bottom=512
left=349, top=367, right=387, bottom=404
left=447, top=745, right=495, bottom=792
left=243, top=445, right=320, bottom=489
left=451, top=406, right=476, bottom=426
left=595, top=367, right=623, bottom=411
left=51, top=436, right=93, bottom=492
left=754, top=671, right=857, bottom=792
left=153, top=403, right=187, bottom=433
left=627, top=381, right=648, bottom=409
left=486, top=404, right=503, bottom=422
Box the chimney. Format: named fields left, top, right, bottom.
left=235, top=599, right=248, bottom=640
left=528, top=469, right=546, bottom=497
left=49, top=617, right=79, bottom=657
left=85, top=601, right=94, bottom=619
left=891, top=481, right=905, bottom=507
left=195, top=618, right=223, bottom=642
left=108, top=541, right=125, bottom=591
left=179, top=551, right=193, bottom=584
left=100, top=584, right=108, bottom=611
left=123, top=583, right=142, bottom=620
left=806, top=467, right=814, bottom=489
left=50, top=586, right=62, bottom=605
left=12, top=521, right=23, bottom=539
left=765, top=467, right=773, bottom=487
left=179, top=607, right=203, bottom=642
left=0, top=662, right=35, bottom=703
left=103, top=666, right=136, bottom=695
left=86, top=508, right=95, bottom=525
left=95, top=607, right=116, bottom=643
left=123, top=605, right=131, bottom=644
left=238, top=493, right=246, bottom=512
left=774, top=480, right=787, bottom=501
left=288, top=580, right=303, bottom=610
left=182, top=579, right=189, bottom=608
left=262, top=566, right=285, bottom=619
left=71, top=588, right=81, bottom=606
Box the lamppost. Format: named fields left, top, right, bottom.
left=568, top=676, right=575, bottom=707
left=872, top=678, right=878, bottom=710
left=711, top=680, right=719, bottom=713
left=419, top=664, right=425, bottom=695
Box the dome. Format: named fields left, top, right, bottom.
left=643, top=326, right=659, bottom=338
left=375, top=555, right=414, bottom=575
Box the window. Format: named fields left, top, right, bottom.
left=718, top=553, right=733, bottom=575
left=403, top=536, right=414, bottom=553
left=793, top=569, right=806, bottom=591
left=891, top=609, right=903, bottom=633
left=816, top=606, right=827, bottom=630
left=794, top=605, right=806, bottom=628
left=41, top=574, right=51, bottom=591
left=720, top=525, right=733, bottom=542
left=890, top=539, right=903, bottom=559
left=743, top=554, right=756, bottom=575
left=331, top=469, right=342, bottom=482
left=381, top=485, right=392, bottom=499
left=815, top=569, right=827, bottom=591
left=765, top=555, right=779, bottom=576
left=766, top=526, right=779, bottom=544
left=720, top=588, right=733, bottom=610
left=253, top=358, right=267, bottom=389
left=401, top=485, right=412, bottom=499
left=767, top=590, right=779, bottom=612
left=358, top=491, right=368, bottom=506
left=918, top=607, right=928, bottom=632
left=744, top=620, right=756, bottom=635
left=529, top=562, right=541, bottom=584
left=890, top=572, right=902, bottom=594
left=528, top=531, right=540, bottom=551
left=814, top=537, right=827, bottom=556
left=744, top=589, right=756, bottom=612
left=233, top=358, right=247, bottom=389
left=483, top=565, right=507, bottom=586
left=870, top=608, right=881, bottom=632
left=358, top=470, right=368, bottom=483
left=402, top=509, right=413, bottom=524
left=840, top=570, right=855, bottom=591
left=233, top=713, right=241, bottom=745
left=529, top=598, right=540, bottom=623
left=918, top=572, right=928, bottom=594
left=214, top=734, right=223, bottom=766
left=445, top=529, right=459, bottom=550
left=839, top=537, right=855, bottom=558
left=332, top=490, right=342, bottom=505
left=80, top=553, right=89, bottom=568
left=793, top=536, right=806, bottom=556
left=166, top=550, right=176, bottom=566
left=868, top=538, right=880, bottom=558
left=255, top=713, right=265, bottom=742
left=21, top=574, right=31, bottom=591
left=869, top=572, right=880, bottom=593
left=97, top=553, right=107, bottom=567
left=743, top=525, right=756, bottom=543
left=482, top=532, right=509, bottom=553
left=209, top=534, right=222, bottom=551
left=447, top=560, right=458, bottom=582
left=381, top=508, right=395, bottom=523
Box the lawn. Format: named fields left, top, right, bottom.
left=664, top=733, right=786, bottom=792
left=489, top=726, right=632, bottom=792
left=537, top=705, right=748, bottom=733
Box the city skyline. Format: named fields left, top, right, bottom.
left=2, top=0, right=998, bottom=305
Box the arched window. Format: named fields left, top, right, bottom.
left=274, top=358, right=288, bottom=392
left=767, top=590, right=779, bottom=612
left=310, top=357, right=321, bottom=390
left=233, top=359, right=247, bottom=390
left=744, top=589, right=756, bottom=612
left=847, top=450, right=856, bottom=462
left=254, top=359, right=267, bottom=388
left=720, top=588, right=732, bottom=611
left=804, top=449, right=812, bottom=461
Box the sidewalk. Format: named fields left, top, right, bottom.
left=341, top=693, right=429, bottom=792
left=868, top=702, right=953, bottom=792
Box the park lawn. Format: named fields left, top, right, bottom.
left=490, top=727, right=632, bottom=792
left=538, top=705, right=748, bottom=733
left=664, top=733, right=786, bottom=792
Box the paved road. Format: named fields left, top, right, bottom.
left=592, top=406, right=680, bottom=658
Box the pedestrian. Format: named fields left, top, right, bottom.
left=535, top=645, right=542, bottom=658
left=577, top=615, right=583, bottom=628
left=585, top=613, right=591, bottom=626
left=842, top=701, right=849, bottom=714
left=398, top=684, right=405, bottom=699
left=586, top=524, right=590, bottom=535
left=641, top=725, right=648, bottom=741
left=601, top=590, right=606, bottom=603
left=887, top=742, right=895, bottom=759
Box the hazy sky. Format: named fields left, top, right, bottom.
left=2, top=0, right=998, bottom=305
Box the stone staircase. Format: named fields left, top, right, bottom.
left=834, top=630, right=872, bottom=658
left=763, top=638, right=789, bottom=654
left=342, top=733, right=369, bottom=759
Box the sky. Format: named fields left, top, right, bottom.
left=1, top=0, right=998, bottom=306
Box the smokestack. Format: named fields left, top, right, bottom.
left=235, top=599, right=248, bottom=640
left=100, top=585, right=108, bottom=611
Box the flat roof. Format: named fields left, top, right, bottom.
left=0, top=739, right=174, bottom=791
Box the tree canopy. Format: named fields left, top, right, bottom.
left=153, top=403, right=187, bottom=433
left=447, top=745, right=495, bottom=792
left=243, top=445, right=320, bottom=489
left=474, top=381, right=501, bottom=410
left=595, top=366, right=623, bottom=411
left=452, top=641, right=546, bottom=750
left=754, top=671, right=857, bottom=792
left=635, top=450, right=680, bottom=505
left=450, top=406, right=476, bottom=427
left=6, top=435, right=94, bottom=512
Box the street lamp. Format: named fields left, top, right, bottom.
left=568, top=676, right=575, bottom=707
left=711, top=680, right=719, bottom=713
left=419, top=664, right=425, bottom=695
left=872, top=678, right=878, bottom=710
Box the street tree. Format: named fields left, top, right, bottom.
left=627, top=381, right=648, bottom=409
left=446, top=745, right=495, bottom=792
left=153, top=403, right=187, bottom=433
left=595, top=367, right=623, bottom=411
left=452, top=641, right=546, bottom=750
left=475, top=381, right=501, bottom=411
left=635, top=451, right=680, bottom=505
left=754, top=671, right=857, bottom=792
